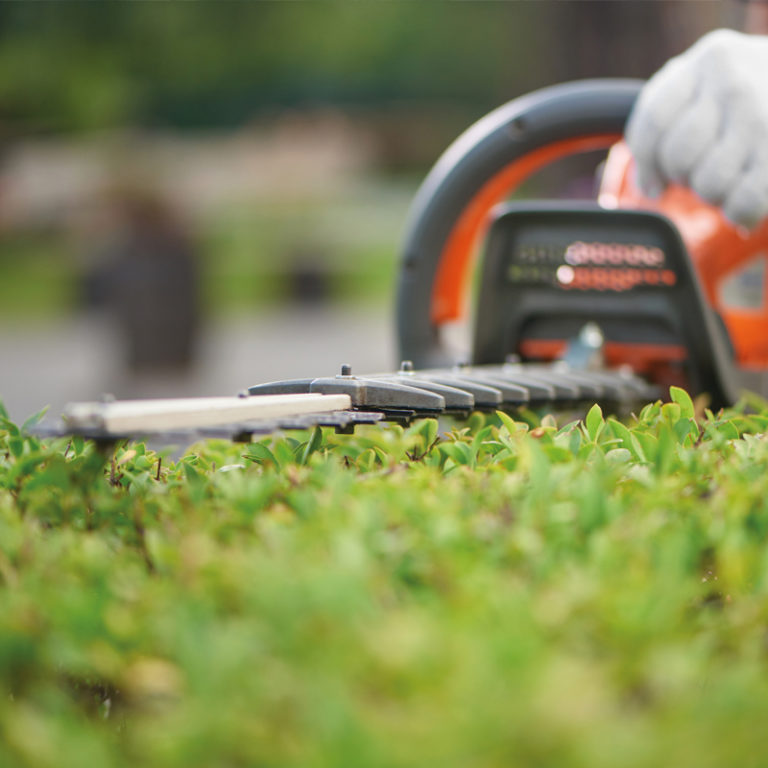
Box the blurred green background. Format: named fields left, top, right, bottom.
left=0, top=1, right=736, bottom=416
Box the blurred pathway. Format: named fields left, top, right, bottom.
left=0, top=306, right=393, bottom=423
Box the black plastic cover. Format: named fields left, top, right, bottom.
left=472, top=203, right=738, bottom=408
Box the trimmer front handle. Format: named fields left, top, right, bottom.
left=396, top=79, right=642, bottom=367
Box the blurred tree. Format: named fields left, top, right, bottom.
left=0, top=1, right=727, bottom=138
left=538, top=1, right=723, bottom=82
left=0, top=3, right=542, bottom=134
left=0, top=1, right=731, bottom=171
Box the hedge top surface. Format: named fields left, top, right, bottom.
left=2, top=392, right=768, bottom=767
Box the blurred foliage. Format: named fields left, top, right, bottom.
left=200, top=185, right=410, bottom=311
left=3, top=390, right=768, bottom=765
left=0, top=2, right=549, bottom=134
left=0, top=231, right=77, bottom=318
left=0, top=2, right=719, bottom=135
left=0, top=186, right=408, bottom=319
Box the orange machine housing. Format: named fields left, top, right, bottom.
left=599, top=141, right=768, bottom=370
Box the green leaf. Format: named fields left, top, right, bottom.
left=634, top=431, right=658, bottom=461
left=299, top=427, right=324, bottom=466
left=653, top=426, right=675, bottom=475
left=710, top=420, right=740, bottom=441
left=661, top=402, right=681, bottom=424
left=674, top=418, right=698, bottom=446
left=72, top=435, right=85, bottom=456
left=542, top=445, right=573, bottom=463
left=439, top=441, right=474, bottom=467
left=0, top=416, right=20, bottom=438
left=355, top=448, right=377, bottom=472
left=669, top=386, right=695, bottom=419
left=244, top=441, right=279, bottom=468
left=183, top=461, right=200, bottom=483
left=20, top=406, right=49, bottom=435
left=373, top=446, right=389, bottom=466
left=568, top=426, right=583, bottom=456
left=639, top=401, right=661, bottom=423
left=471, top=425, right=494, bottom=454
left=607, top=418, right=645, bottom=462
left=422, top=418, right=438, bottom=448
left=585, top=404, right=604, bottom=442
left=467, top=411, right=486, bottom=433
left=496, top=411, right=523, bottom=436
left=407, top=418, right=439, bottom=455
left=273, top=441, right=295, bottom=468
left=605, top=447, right=632, bottom=464
left=540, top=413, right=558, bottom=429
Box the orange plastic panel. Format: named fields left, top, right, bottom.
left=430, top=133, right=622, bottom=325
left=600, top=142, right=768, bottom=367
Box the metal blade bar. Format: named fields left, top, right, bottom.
left=35, top=409, right=383, bottom=444
left=62, top=393, right=353, bottom=434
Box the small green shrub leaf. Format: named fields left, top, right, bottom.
left=299, top=427, right=324, bottom=465
left=670, top=386, right=695, bottom=419
left=21, top=406, right=49, bottom=435
left=440, top=441, right=474, bottom=467
left=585, top=404, right=604, bottom=442
left=496, top=410, right=522, bottom=436
left=244, top=441, right=279, bottom=468
left=661, top=402, right=682, bottom=423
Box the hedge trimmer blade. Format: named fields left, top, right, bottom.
left=35, top=361, right=657, bottom=445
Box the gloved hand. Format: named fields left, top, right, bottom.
left=626, top=29, right=768, bottom=229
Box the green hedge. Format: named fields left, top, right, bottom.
left=2, top=392, right=768, bottom=767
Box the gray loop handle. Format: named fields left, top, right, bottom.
left=395, top=78, right=644, bottom=367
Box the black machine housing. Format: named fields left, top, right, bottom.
left=472, top=203, right=738, bottom=408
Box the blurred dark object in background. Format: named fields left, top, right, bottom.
left=284, top=245, right=333, bottom=306
left=83, top=186, right=200, bottom=372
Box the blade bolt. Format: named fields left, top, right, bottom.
left=400, top=360, right=414, bottom=373
left=340, top=364, right=352, bottom=376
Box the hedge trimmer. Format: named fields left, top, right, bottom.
left=43, top=79, right=768, bottom=444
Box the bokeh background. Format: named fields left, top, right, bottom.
left=0, top=1, right=740, bottom=421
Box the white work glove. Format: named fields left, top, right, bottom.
left=626, top=29, right=768, bottom=229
